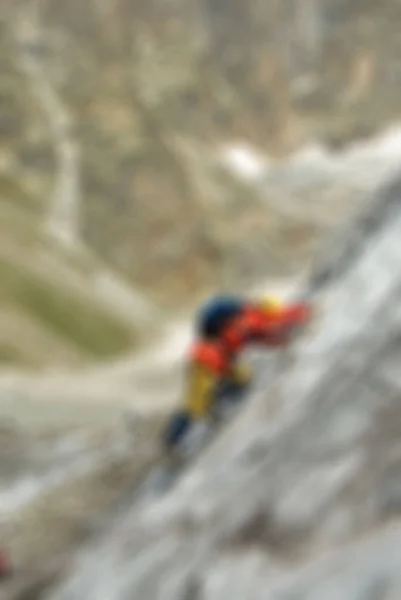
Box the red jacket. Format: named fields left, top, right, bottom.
left=191, top=301, right=312, bottom=375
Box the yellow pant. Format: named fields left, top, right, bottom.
left=185, top=362, right=252, bottom=419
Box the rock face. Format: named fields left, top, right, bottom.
left=45, top=174, right=401, bottom=597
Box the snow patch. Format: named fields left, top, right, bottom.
left=218, top=143, right=269, bottom=181
left=218, top=124, right=401, bottom=191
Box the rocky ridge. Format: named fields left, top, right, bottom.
left=45, top=173, right=401, bottom=599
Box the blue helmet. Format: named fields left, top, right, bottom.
left=196, top=295, right=245, bottom=338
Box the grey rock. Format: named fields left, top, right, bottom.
left=48, top=174, right=401, bottom=600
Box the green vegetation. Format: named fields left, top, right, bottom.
left=0, top=258, right=135, bottom=358
left=0, top=343, right=25, bottom=365
left=0, top=175, right=42, bottom=214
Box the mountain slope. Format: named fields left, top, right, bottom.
left=3, top=0, right=401, bottom=312
left=3, top=0, right=401, bottom=369
left=0, top=174, right=160, bottom=368
left=47, top=174, right=401, bottom=599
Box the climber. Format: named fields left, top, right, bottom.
left=162, top=293, right=312, bottom=458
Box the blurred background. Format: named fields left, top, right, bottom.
left=1, top=0, right=401, bottom=596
